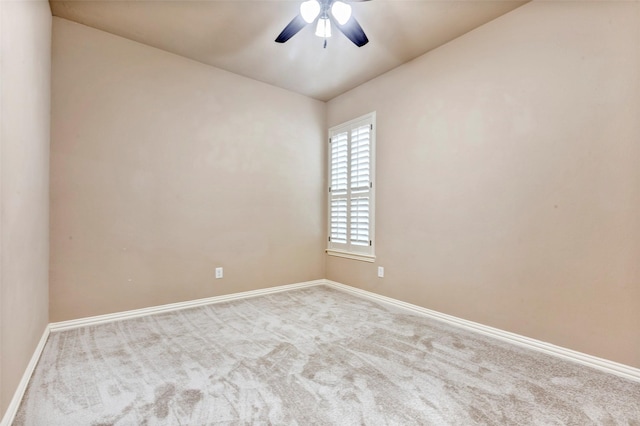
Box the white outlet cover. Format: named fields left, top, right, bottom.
left=215, top=267, right=223, bottom=279
left=377, top=266, right=384, bottom=278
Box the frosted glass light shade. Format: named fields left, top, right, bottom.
left=331, top=1, right=352, bottom=25
left=315, top=17, right=332, bottom=37
left=300, top=0, right=321, bottom=23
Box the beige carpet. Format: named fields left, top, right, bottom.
left=14, top=285, right=640, bottom=425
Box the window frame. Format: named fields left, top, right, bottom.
left=326, top=112, right=376, bottom=263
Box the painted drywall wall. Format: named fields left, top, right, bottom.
left=326, top=1, right=640, bottom=368
left=50, top=18, right=326, bottom=321
left=0, top=0, right=51, bottom=417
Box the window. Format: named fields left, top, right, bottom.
left=327, top=112, right=376, bottom=262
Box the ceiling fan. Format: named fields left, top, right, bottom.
left=275, top=0, right=369, bottom=47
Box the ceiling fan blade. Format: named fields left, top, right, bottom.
left=334, top=16, right=369, bottom=47
left=275, top=15, right=308, bottom=43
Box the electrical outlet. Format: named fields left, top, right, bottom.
left=215, top=267, right=223, bottom=279
left=377, top=266, right=384, bottom=278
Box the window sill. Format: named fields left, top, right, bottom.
left=326, top=249, right=376, bottom=263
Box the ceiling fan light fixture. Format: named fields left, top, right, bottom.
left=300, top=0, right=321, bottom=23
left=315, top=17, right=332, bottom=38
left=275, top=0, right=367, bottom=46
left=331, top=1, right=352, bottom=25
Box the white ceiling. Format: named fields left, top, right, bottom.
left=50, top=0, right=527, bottom=101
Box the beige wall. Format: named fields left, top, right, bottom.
left=50, top=18, right=326, bottom=321
left=0, top=0, right=51, bottom=417
left=327, top=1, right=640, bottom=368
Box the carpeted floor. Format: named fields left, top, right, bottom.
left=14, top=285, right=640, bottom=425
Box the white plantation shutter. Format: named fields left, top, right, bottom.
left=350, top=124, right=371, bottom=247
left=328, top=112, right=376, bottom=261
left=330, top=198, right=347, bottom=243
left=350, top=196, right=369, bottom=246
left=330, top=131, right=348, bottom=243
left=350, top=125, right=371, bottom=190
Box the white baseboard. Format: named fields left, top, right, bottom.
left=0, top=326, right=50, bottom=426
left=323, top=279, right=640, bottom=383
left=49, top=279, right=325, bottom=332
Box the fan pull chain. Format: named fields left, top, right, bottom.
left=324, top=39, right=327, bottom=49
